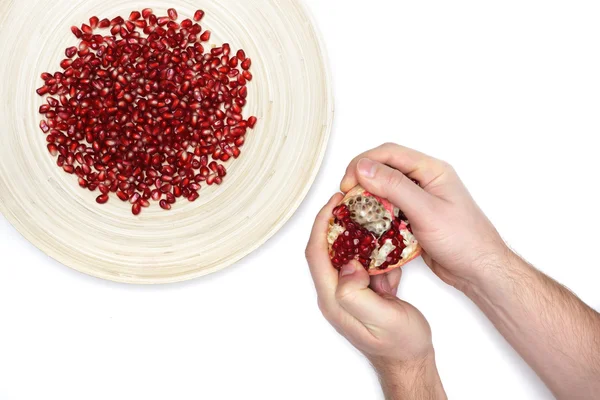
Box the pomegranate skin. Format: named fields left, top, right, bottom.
left=328, top=185, right=422, bottom=275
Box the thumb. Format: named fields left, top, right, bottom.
left=356, top=158, right=434, bottom=223
left=336, top=261, right=396, bottom=326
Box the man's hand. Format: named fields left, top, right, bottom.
left=339, top=143, right=600, bottom=400
left=340, top=142, right=507, bottom=291
left=305, top=194, right=447, bottom=399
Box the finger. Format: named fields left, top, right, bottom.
left=340, top=143, right=451, bottom=193
left=370, top=268, right=403, bottom=296
left=336, top=261, right=398, bottom=326
left=355, top=159, right=435, bottom=222
left=306, top=193, right=345, bottom=300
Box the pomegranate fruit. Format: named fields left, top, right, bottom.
left=36, top=8, right=256, bottom=215
left=328, top=185, right=422, bottom=275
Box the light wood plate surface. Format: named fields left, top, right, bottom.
left=0, top=0, right=333, bottom=284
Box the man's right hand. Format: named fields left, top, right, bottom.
left=340, top=142, right=509, bottom=292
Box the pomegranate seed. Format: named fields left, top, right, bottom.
left=241, top=58, right=252, bottom=70
left=167, top=8, right=178, bottom=20
left=98, top=18, right=110, bottom=28
left=159, top=200, right=171, bottom=210
left=65, top=46, right=77, bottom=58
left=96, top=194, right=109, bottom=204
left=129, top=11, right=141, bottom=21
left=81, top=23, right=92, bottom=34
left=36, top=86, right=49, bottom=96
left=142, top=8, right=153, bottom=19
left=248, top=116, right=257, bottom=128
left=200, top=30, right=211, bottom=41
left=71, top=26, right=82, bottom=38
left=190, top=9, right=204, bottom=21
left=236, top=49, right=246, bottom=61
left=116, top=191, right=129, bottom=201
left=89, top=16, right=99, bottom=29
left=132, top=203, right=142, bottom=215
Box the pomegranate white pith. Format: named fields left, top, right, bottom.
left=328, top=186, right=422, bottom=275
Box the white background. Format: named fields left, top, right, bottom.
left=1, top=0, right=599, bottom=399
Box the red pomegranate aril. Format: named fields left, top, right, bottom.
left=36, top=86, right=49, bottom=96
left=200, top=30, right=211, bottom=41
left=142, top=8, right=153, bottom=18
left=241, top=58, right=252, bottom=70
left=193, top=10, right=205, bottom=21
left=132, top=202, right=142, bottom=215
left=116, top=191, right=129, bottom=201
left=248, top=116, right=257, bottom=128
left=129, top=192, right=141, bottom=204
left=96, top=194, right=109, bottom=204
left=151, top=189, right=162, bottom=201
left=71, top=26, right=82, bottom=38
left=159, top=199, right=171, bottom=210
left=166, top=193, right=176, bottom=204
left=129, top=11, right=141, bottom=21
left=125, top=20, right=135, bottom=32
left=81, top=23, right=92, bottom=34
left=65, top=46, right=77, bottom=58
left=47, top=144, right=58, bottom=156
left=167, top=8, right=178, bottom=20
left=89, top=16, right=99, bottom=29
left=98, top=18, right=110, bottom=28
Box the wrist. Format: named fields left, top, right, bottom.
left=462, top=246, right=531, bottom=302
left=461, top=244, right=521, bottom=295
left=370, top=352, right=447, bottom=400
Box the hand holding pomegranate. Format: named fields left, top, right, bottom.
left=306, top=194, right=446, bottom=398
left=339, top=143, right=507, bottom=292
left=310, top=143, right=600, bottom=399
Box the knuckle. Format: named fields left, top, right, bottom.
left=335, top=286, right=359, bottom=305
left=386, top=169, right=406, bottom=191
left=304, top=245, right=311, bottom=261
left=381, top=142, right=398, bottom=151
left=439, top=159, right=455, bottom=173
left=317, top=298, right=333, bottom=320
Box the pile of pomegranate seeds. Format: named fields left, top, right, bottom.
left=36, top=8, right=257, bottom=215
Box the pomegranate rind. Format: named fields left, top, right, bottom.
left=328, top=185, right=423, bottom=275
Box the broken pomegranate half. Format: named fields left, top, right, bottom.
left=328, top=185, right=422, bottom=275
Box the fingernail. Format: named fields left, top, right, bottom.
left=358, top=158, right=376, bottom=178
left=340, top=262, right=356, bottom=277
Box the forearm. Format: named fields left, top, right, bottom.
left=465, top=249, right=600, bottom=399
left=371, top=354, right=447, bottom=400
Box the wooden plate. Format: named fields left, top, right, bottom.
left=0, top=0, right=333, bottom=284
